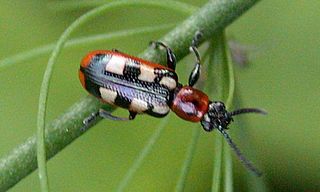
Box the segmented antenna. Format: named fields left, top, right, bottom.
left=229, top=108, right=267, bottom=116
left=217, top=126, right=263, bottom=177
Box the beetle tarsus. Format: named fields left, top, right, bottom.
left=192, top=30, right=203, bottom=47
left=112, top=49, right=120, bottom=53
left=129, top=111, right=137, bottom=120
left=149, top=41, right=157, bottom=49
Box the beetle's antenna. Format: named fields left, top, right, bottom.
left=229, top=108, right=267, bottom=116
left=216, top=126, right=263, bottom=177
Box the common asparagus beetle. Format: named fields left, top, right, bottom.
left=79, top=32, right=266, bottom=176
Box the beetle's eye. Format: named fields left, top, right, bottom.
left=213, top=101, right=225, bottom=112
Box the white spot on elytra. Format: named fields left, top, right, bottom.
left=152, top=104, right=169, bottom=115
left=105, top=55, right=125, bottom=75
left=130, top=98, right=148, bottom=113
left=99, top=87, right=117, bottom=104
left=138, top=65, right=156, bottom=82
left=159, top=76, right=176, bottom=90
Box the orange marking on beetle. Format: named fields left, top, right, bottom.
left=78, top=70, right=86, bottom=88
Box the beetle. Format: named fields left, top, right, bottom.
left=79, top=32, right=266, bottom=176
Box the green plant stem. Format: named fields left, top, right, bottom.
left=224, top=146, right=234, bottom=192
left=208, top=31, right=235, bottom=191
left=0, top=0, right=260, bottom=191
left=142, top=0, right=261, bottom=64
left=209, top=31, right=229, bottom=192
left=223, top=33, right=235, bottom=192
left=212, top=136, right=223, bottom=192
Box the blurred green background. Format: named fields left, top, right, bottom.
left=0, top=0, right=319, bottom=191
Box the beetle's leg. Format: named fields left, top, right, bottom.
left=99, top=109, right=130, bottom=121
left=150, top=41, right=176, bottom=70
left=83, top=109, right=130, bottom=125
left=112, top=49, right=120, bottom=53
left=188, top=31, right=203, bottom=87
left=129, top=111, right=137, bottom=120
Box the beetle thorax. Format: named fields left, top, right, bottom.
left=170, top=86, right=209, bottom=122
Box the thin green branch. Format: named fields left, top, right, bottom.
left=225, top=42, right=235, bottom=109
left=0, top=0, right=261, bottom=191
left=37, top=122, right=48, bottom=192
left=223, top=32, right=235, bottom=192
left=224, top=147, right=234, bottom=192
left=208, top=31, right=231, bottom=192
left=48, top=0, right=198, bottom=13
left=142, top=0, right=261, bottom=64
left=0, top=24, right=175, bottom=70
left=208, top=30, right=236, bottom=191
left=211, top=136, right=223, bottom=192
left=115, top=116, right=170, bottom=192
left=174, top=126, right=200, bottom=192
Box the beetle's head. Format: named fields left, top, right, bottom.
left=201, top=101, right=267, bottom=132
left=201, top=101, right=232, bottom=131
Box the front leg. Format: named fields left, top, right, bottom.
left=150, top=41, right=176, bottom=70
left=188, top=31, right=203, bottom=87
